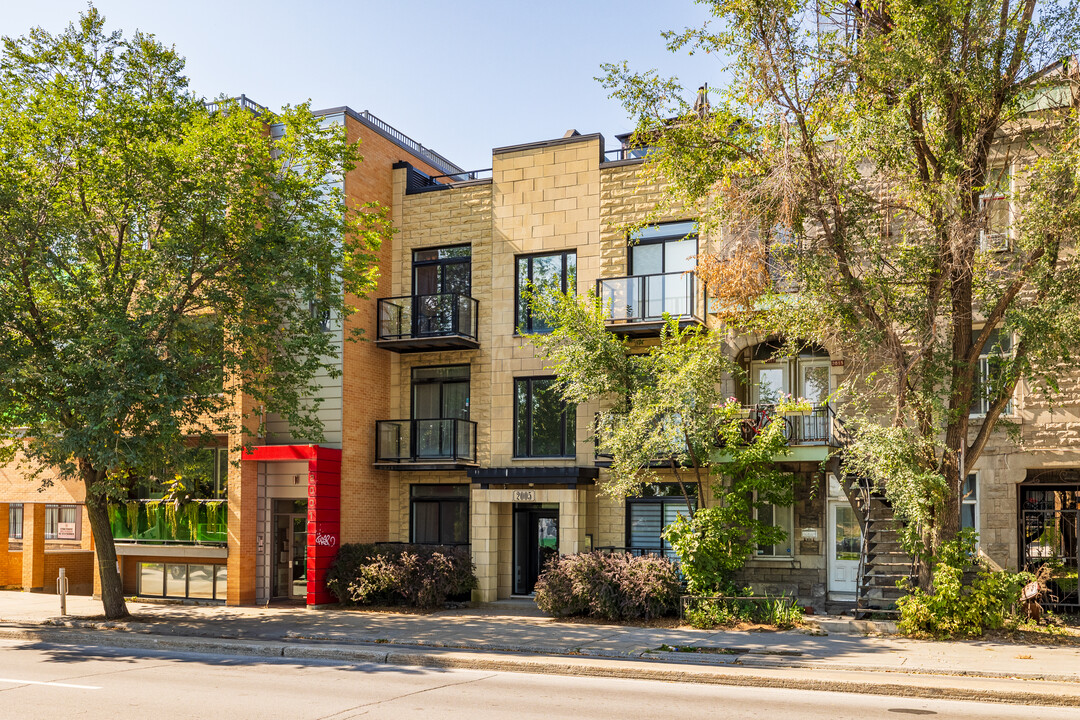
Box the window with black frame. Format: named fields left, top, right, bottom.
left=628, top=221, right=697, bottom=319
left=516, top=251, right=576, bottom=334
left=44, top=504, right=80, bottom=540
left=8, top=504, right=22, bottom=539
left=514, top=376, right=576, bottom=458
left=410, top=484, right=469, bottom=545
left=412, top=366, right=470, bottom=459
left=413, top=246, right=472, bottom=336
left=626, top=484, right=696, bottom=560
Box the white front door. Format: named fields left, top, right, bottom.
left=828, top=501, right=861, bottom=596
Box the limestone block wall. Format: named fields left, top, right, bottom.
left=388, top=179, right=494, bottom=464
left=486, top=135, right=604, bottom=468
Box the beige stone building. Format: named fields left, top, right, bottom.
left=377, top=125, right=1080, bottom=614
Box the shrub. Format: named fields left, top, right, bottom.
left=683, top=594, right=804, bottom=629
left=534, top=551, right=681, bottom=621
left=325, top=543, right=477, bottom=609
left=897, top=533, right=1033, bottom=638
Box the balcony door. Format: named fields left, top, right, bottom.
left=750, top=362, right=789, bottom=405
left=412, top=366, right=470, bottom=458
left=629, top=221, right=697, bottom=319
left=414, top=246, right=471, bottom=337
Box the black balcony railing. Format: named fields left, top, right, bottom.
left=376, top=293, right=479, bottom=351
left=741, top=403, right=838, bottom=447
left=603, top=146, right=655, bottom=162
left=376, top=418, right=477, bottom=464
left=597, top=271, right=703, bottom=327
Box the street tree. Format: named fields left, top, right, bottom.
left=601, top=0, right=1080, bottom=583
left=0, top=9, right=387, bottom=618
left=527, top=289, right=796, bottom=593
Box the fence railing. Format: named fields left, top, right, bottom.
left=740, top=403, right=837, bottom=446
left=603, top=146, right=656, bottom=162
left=597, top=271, right=703, bottom=325
left=355, top=110, right=462, bottom=176
left=204, top=94, right=268, bottom=116
left=377, top=293, right=479, bottom=342
left=376, top=418, right=477, bottom=463
left=109, top=499, right=227, bottom=545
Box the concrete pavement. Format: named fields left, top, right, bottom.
left=1, top=591, right=1079, bottom=706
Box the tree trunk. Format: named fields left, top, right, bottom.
left=80, top=462, right=129, bottom=620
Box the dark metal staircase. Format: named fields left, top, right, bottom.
left=838, top=474, right=916, bottom=618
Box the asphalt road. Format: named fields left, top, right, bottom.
left=0, top=638, right=1071, bottom=720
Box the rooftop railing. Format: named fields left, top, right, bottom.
left=603, top=146, right=656, bottom=162
left=354, top=110, right=463, bottom=176
left=203, top=94, right=268, bottom=116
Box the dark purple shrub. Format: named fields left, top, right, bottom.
left=534, top=551, right=681, bottom=620
left=326, top=543, right=477, bottom=609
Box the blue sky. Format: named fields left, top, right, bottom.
left=4, top=1, right=722, bottom=169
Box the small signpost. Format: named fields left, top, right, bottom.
left=56, top=568, right=69, bottom=616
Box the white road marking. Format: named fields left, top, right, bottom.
left=0, top=678, right=101, bottom=690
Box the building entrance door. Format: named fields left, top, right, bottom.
left=273, top=500, right=308, bottom=600
left=513, top=504, right=558, bottom=595
left=828, top=500, right=861, bottom=596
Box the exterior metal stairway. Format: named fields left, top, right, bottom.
left=838, top=474, right=916, bottom=618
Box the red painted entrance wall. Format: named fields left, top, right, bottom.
left=242, top=445, right=342, bottom=605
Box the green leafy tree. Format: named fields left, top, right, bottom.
left=601, top=0, right=1080, bottom=585
left=0, top=10, right=387, bottom=618
left=527, top=289, right=797, bottom=593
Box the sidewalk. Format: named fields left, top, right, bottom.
left=2, top=591, right=1079, bottom=705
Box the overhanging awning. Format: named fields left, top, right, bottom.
left=467, top=466, right=599, bottom=488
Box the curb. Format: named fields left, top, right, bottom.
left=2, top=623, right=1079, bottom=707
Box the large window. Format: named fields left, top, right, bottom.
left=44, top=504, right=80, bottom=540
left=980, top=166, right=1011, bottom=251
left=516, top=251, right=576, bottom=334
left=962, top=473, right=979, bottom=534
left=626, top=484, right=696, bottom=560
left=414, top=245, right=471, bottom=296
left=135, top=447, right=229, bottom=500
left=137, top=562, right=227, bottom=600
left=514, top=377, right=576, bottom=458
left=971, top=327, right=1013, bottom=417
left=629, top=221, right=697, bottom=276
left=8, top=504, right=22, bottom=539
left=411, top=365, right=471, bottom=459
left=410, top=485, right=469, bottom=545
left=756, top=502, right=794, bottom=557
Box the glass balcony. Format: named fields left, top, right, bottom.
left=596, top=271, right=704, bottom=336
left=376, top=293, right=480, bottom=352
left=375, top=418, right=477, bottom=466
left=109, top=499, right=227, bottom=545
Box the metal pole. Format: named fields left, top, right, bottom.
left=56, top=568, right=68, bottom=616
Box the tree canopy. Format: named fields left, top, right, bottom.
left=0, top=9, right=388, bottom=617
left=528, top=290, right=798, bottom=593
left=602, top=0, right=1080, bottom=580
